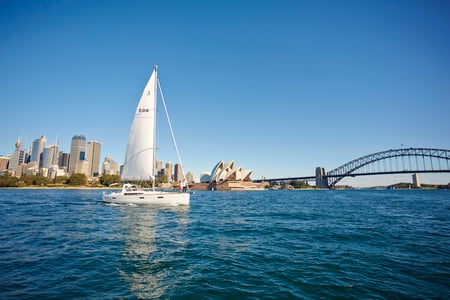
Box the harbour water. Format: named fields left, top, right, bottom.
left=0, top=189, right=449, bottom=299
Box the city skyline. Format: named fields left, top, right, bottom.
left=1, top=1, right=450, bottom=187
left=1, top=133, right=449, bottom=187
left=0, top=133, right=194, bottom=183
left=0, top=134, right=105, bottom=179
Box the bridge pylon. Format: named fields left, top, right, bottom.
left=316, top=167, right=328, bottom=188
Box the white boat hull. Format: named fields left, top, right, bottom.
left=103, top=190, right=190, bottom=206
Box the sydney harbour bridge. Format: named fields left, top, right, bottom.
left=254, top=148, right=450, bottom=188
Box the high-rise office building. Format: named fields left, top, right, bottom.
left=86, top=141, right=101, bottom=177
left=164, top=162, right=172, bottom=183
left=42, top=144, right=58, bottom=169
left=174, top=163, right=183, bottom=182
left=8, top=139, right=26, bottom=175
left=30, top=135, right=46, bottom=167
left=58, top=151, right=70, bottom=171
left=185, top=171, right=194, bottom=183
left=155, top=160, right=163, bottom=177
left=68, top=135, right=86, bottom=174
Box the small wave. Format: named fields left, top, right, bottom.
left=1, top=189, right=449, bottom=299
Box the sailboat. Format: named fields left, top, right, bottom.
left=103, top=66, right=190, bottom=205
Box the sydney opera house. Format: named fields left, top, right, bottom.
left=198, top=160, right=268, bottom=191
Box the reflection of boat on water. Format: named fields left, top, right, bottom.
left=103, top=66, right=190, bottom=206
left=117, top=205, right=189, bottom=298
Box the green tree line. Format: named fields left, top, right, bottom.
left=289, top=180, right=311, bottom=189
left=0, top=172, right=120, bottom=188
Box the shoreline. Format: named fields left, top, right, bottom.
left=1, top=186, right=447, bottom=191
left=0, top=186, right=119, bottom=190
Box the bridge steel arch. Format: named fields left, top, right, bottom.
left=326, top=148, right=450, bottom=187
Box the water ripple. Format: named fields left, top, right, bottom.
left=0, top=189, right=449, bottom=299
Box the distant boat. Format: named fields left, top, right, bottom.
left=103, top=66, right=190, bottom=205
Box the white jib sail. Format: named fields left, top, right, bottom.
left=121, top=66, right=158, bottom=181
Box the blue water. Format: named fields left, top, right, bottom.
left=0, top=189, right=449, bottom=299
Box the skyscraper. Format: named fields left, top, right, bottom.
left=68, top=135, right=86, bottom=174
left=185, top=171, right=194, bottom=183
left=86, top=141, right=101, bottom=177
left=8, top=139, right=26, bottom=175
left=164, top=162, right=172, bottom=183
left=174, top=163, right=183, bottom=182
left=30, top=135, right=46, bottom=167
left=58, top=151, right=70, bottom=171
left=42, top=144, right=58, bottom=169
left=155, top=160, right=163, bottom=177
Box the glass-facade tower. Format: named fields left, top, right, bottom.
left=30, top=135, right=46, bottom=167
left=68, top=135, right=86, bottom=174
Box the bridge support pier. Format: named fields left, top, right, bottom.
left=316, top=167, right=329, bottom=188
left=412, top=173, right=421, bottom=188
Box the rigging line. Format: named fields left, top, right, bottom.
left=122, top=148, right=153, bottom=166
left=157, top=79, right=190, bottom=191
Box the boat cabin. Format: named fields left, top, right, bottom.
left=122, top=183, right=144, bottom=195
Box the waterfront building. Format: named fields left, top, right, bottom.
left=110, top=161, right=120, bottom=175
left=25, top=162, right=39, bottom=176
left=75, top=160, right=90, bottom=177
left=102, top=157, right=120, bottom=176
left=30, top=135, right=46, bottom=167
left=200, top=172, right=211, bottom=183
left=86, top=141, right=101, bottom=177
left=68, top=135, right=86, bottom=174
left=210, top=160, right=252, bottom=182
left=0, top=156, right=10, bottom=171
left=41, top=168, right=49, bottom=177
left=185, top=171, right=194, bottom=183
left=206, top=160, right=267, bottom=191
left=47, top=165, right=65, bottom=179
left=16, top=163, right=28, bottom=177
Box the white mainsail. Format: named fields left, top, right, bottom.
left=121, top=66, right=158, bottom=181
left=103, top=65, right=190, bottom=206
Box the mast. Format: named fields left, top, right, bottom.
left=152, top=65, right=158, bottom=190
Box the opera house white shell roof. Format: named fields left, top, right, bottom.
left=209, top=160, right=252, bottom=183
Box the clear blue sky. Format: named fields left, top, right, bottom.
left=1, top=0, right=449, bottom=186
